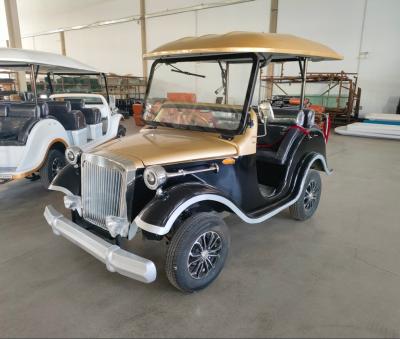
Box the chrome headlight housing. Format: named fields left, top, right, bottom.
left=143, top=165, right=167, bottom=190
left=65, top=146, right=82, bottom=166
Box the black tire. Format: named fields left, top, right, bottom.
left=165, top=212, right=230, bottom=293
left=289, top=169, right=322, bottom=221
left=39, top=149, right=66, bottom=189
left=117, top=124, right=126, bottom=137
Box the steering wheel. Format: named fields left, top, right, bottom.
left=193, top=112, right=213, bottom=126
left=181, top=110, right=216, bottom=127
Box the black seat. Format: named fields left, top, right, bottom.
left=269, top=107, right=304, bottom=126
left=65, top=98, right=85, bottom=111
left=0, top=104, right=9, bottom=117
left=270, top=107, right=315, bottom=128
left=256, top=128, right=302, bottom=165
left=81, top=107, right=102, bottom=124
left=47, top=101, right=86, bottom=130
left=37, top=102, right=49, bottom=117
left=0, top=103, right=40, bottom=145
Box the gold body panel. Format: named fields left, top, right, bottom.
left=93, top=110, right=258, bottom=168
left=144, top=32, right=343, bottom=61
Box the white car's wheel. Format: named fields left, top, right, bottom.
left=39, top=149, right=66, bottom=189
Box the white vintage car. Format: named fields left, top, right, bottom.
left=0, top=48, right=125, bottom=187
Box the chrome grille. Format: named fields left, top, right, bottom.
left=81, top=153, right=134, bottom=229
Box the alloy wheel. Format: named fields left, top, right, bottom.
left=304, top=179, right=319, bottom=211
left=187, top=231, right=222, bottom=279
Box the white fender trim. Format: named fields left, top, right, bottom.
left=135, top=154, right=332, bottom=236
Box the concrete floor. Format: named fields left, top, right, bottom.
left=1, top=121, right=400, bottom=338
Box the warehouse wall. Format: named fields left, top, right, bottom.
left=277, top=0, right=400, bottom=115
left=17, top=0, right=142, bottom=75
left=17, top=0, right=269, bottom=76
left=8, top=0, right=400, bottom=114
left=0, top=1, right=8, bottom=47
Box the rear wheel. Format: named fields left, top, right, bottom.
left=289, top=169, right=322, bottom=220
left=39, top=149, right=66, bottom=189
left=165, top=212, right=230, bottom=293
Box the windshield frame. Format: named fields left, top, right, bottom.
left=144, top=53, right=260, bottom=136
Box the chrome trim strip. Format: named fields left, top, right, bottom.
left=48, top=184, right=73, bottom=196
left=135, top=154, right=331, bottom=236
left=44, top=205, right=156, bottom=283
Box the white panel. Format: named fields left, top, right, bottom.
left=32, top=34, right=62, bottom=54
left=0, top=0, right=8, bottom=47
left=146, top=0, right=224, bottom=13
left=21, top=37, right=34, bottom=50
left=17, top=0, right=139, bottom=36
left=65, top=21, right=142, bottom=75
left=277, top=0, right=365, bottom=74
left=147, top=12, right=196, bottom=52
left=197, top=0, right=270, bottom=35
left=357, top=0, right=400, bottom=115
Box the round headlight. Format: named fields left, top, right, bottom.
left=143, top=165, right=167, bottom=190
left=65, top=146, right=82, bottom=166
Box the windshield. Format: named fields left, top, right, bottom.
left=144, top=57, right=255, bottom=134
left=48, top=74, right=103, bottom=94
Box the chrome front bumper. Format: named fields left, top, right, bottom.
left=44, top=205, right=156, bottom=283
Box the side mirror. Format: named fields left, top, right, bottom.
left=257, top=101, right=273, bottom=138
left=257, top=102, right=267, bottom=124
left=258, top=101, right=274, bottom=123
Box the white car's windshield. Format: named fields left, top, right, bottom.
left=144, top=58, right=254, bottom=133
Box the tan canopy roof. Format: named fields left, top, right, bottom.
left=144, top=32, right=342, bottom=61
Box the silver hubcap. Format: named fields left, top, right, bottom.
left=187, top=231, right=222, bottom=279
left=304, top=179, right=319, bottom=211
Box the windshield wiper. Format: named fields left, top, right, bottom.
left=169, top=64, right=206, bottom=78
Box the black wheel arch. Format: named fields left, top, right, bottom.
left=135, top=182, right=235, bottom=236
left=49, top=163, right=81, bottom=195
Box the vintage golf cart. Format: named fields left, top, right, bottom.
left=44, top=32, right=342, bottom=292
left=0, top=48, right=125, bottom=187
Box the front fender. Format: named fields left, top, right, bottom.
left=49, top=164, right=80, bottom=196
left=135, top=183, right=230, bottom=236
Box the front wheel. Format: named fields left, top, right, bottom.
left=289, top=169, right=322, bottom=220
left=117, top=124, right=126, bottom=137
left=39, top=149, right=66, bottom=189
left=165, top=212, right=230, bottom=293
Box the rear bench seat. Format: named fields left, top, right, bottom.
left=0, top=103, right=41, bottom=146
left=65, top=98, right=103, bottom=139
left=47, top=101, right=87, bottom=145
left=256, top=108, right=313, bottom=165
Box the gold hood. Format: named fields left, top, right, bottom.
left=93, top=127, right=241, bottom=168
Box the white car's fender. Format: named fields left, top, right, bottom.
left=16, top=118, right=70, bottom=174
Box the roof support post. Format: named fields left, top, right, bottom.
left=299, top=57, right=308, bottom=110
left=29, top=64, right=38, bottom=104
left=4, top=0, right=27, bottom=92
left=265, top=0, right=278, bottom=100
left=140, top=0, right=148, bottom=79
